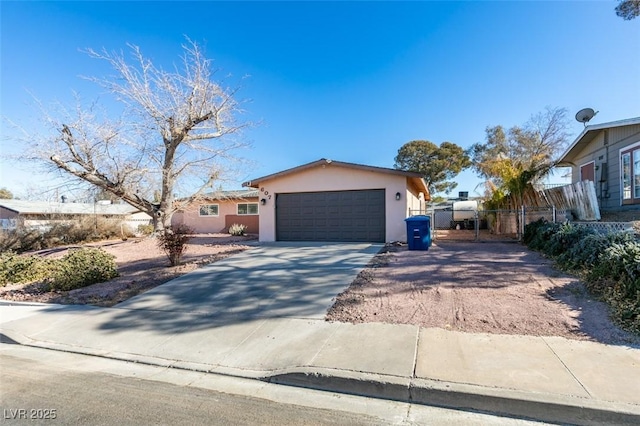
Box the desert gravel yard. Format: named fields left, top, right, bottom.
left=327, top=242, right=640, bottom=346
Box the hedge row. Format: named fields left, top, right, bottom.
left=0, top=247, right=118, bottom=291
left=524, top=219, right=640, bottom=333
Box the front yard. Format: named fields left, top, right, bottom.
left=327, top=242, right=640, bottom=346
left=2, top=234, right=637, bottom=345
left=0, top=234, right=256, bottom=306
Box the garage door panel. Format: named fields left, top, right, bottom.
left=276, top=189, right=385, bottom=242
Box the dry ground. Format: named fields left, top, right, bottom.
left=3, top=236, right=638, bottom=345
left=0, top=234, right=256, bottom=306
left=327, top=241, right=640, bottom=346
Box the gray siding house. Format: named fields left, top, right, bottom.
left=557, top=117, right=640, bottom=215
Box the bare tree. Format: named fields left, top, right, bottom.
left=469, top=106, right=571, bottom=209
left=20, top=39, right=250, bottom=231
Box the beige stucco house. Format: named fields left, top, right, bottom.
left=557, top=117, right=640, bottom=215
left=171, top=190, right=259, bottom=234
left=242, top=158, right=430, bottom=243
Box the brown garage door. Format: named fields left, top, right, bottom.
left=276, top=190, right=385, bottom=242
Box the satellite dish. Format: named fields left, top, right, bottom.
left=575, top=108, right=598, bottom=126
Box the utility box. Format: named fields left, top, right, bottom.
left=405, top=216, right=431, bottom=251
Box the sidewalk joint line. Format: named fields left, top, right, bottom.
left=541, top=336, right=592, bottom=398
left=411, top=327, right=420, bottom=379
left=308, top=322, right=341, bottom=366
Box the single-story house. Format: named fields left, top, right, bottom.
left=0, top=199, right=152, bottom=231
left=557, top=117, right=640, bottom=214
left=171, top=190, right=260, bottom=234
left=242, top=158, right=430, bottom=243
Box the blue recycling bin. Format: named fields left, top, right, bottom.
left=405, top=216, right=431, bottom=250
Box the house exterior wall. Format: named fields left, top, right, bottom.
left=253, top=165, right=421, bottom=242
left=570, top=124, right=640, bottom=211
left=172, top=198, right=260, bottom=233
left=0, top=207, right=18, bottom=221
left=0, top=207, right=18, bottom=230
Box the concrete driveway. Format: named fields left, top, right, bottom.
left=115, top=242, right=382, bottom=321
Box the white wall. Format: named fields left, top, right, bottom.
left=254, top=164, right=419, bottom=242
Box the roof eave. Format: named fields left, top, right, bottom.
left=243, top=158, right=424, bottom=188
left=558, top=117, right=640, bottom=164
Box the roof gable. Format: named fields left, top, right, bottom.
left=243, top=158, right=428, bottom=193
left=559, top=117, right=640, bottom=165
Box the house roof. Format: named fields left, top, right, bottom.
left=0, top=200, right=141, bottom=216
left=558, top=117, right=640, bottom=166
left=198, top=189, right=259, bottom=200
left=242, top=158, right=430, bottom=199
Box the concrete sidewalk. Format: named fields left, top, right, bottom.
left=1, top=301, right=639, bottom=425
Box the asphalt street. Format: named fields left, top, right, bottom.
left=0, top=345, right=543, bottom=425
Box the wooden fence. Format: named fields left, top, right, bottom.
left=536, top=181, right=600, bottom=221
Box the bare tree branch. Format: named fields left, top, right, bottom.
left=15, top=39, right=252, bottom=231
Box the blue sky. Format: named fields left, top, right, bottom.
left=1, top=1, right=639, bottom=200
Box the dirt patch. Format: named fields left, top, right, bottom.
left=0, top=234, right=257, bottom=307
left=327, top=242, right=640, bottom=346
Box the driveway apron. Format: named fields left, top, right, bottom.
left=115, top=242, right=382, bottom=321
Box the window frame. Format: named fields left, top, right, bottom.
left=198, top=204, right=220, bottom=217
left=237, top=202, right=259, bottom=216
left=620, top=141, right=640, bottom=205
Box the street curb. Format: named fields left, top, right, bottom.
left=3, top=329, right=640, bottom=426
left=269, top=371, right=640, bottom=426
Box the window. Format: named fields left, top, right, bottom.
left=237, top=203, right=258, bottom=215
left=199, top=204, right=219, bottom=216
left=621, top=143, right=640, bottom=205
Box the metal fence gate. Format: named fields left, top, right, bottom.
left=409, top=207, right=569, bottom=242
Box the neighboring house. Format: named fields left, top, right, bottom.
left=0, top=199, right=152, bottom=231
left=171, top=190, right=260, bottom=234
left=557, top=117, right=640, bottom=214
left=242, top=158, right=430, bottom=243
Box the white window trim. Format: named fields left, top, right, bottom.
left=619, top=140, right=640, bottom=206
left=237, top=202, right=259, bottom=216
left=579, top=160, right=595, bottom=182
left=199, top=204, right=220, bottom=217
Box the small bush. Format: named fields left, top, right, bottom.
left=49, top=248, right=119, bottom=291
left=545, top=223, right=596, bottom=257
left=0, top=251, right=51, bottom=286
left=228, top=223, right=247, bottom=236
left=523, top=220, right=562, bottom=252
left=157, top=224, right=193, bottom=266
left=137, top=224, right=154, bottom=236
left=0, top=228, right=48, bottom=253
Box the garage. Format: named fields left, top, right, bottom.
left=275, top=189, right=385, bottom=242
left=243, top=158, right=429, bottom=243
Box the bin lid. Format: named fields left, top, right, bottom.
left=405, top=215, right=430, bottom=222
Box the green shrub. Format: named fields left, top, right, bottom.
left=523, top=220, right=562, bottom=252
left=525, top=221, right=640, bottom=334
left=588, top=241, right=640, bottom=296
left=228, top=223, right=247, bottom=236
left=157, top=224, right=193, bottom=266
left=558, top=231, right=636, bottom=271
left=0, top=251, right=51, bottom=286
left=49, top=248, right=119, bottom=291
left=545, top=223, right=596, bottom=257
